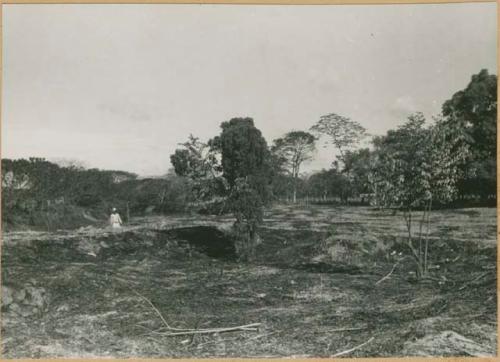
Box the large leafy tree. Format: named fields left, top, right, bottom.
left=442, top=69, right=497, bottom=201
left=211, top=118, right=270, bottom=187
left=310, top=113, right=367, bottom=166
left=271, top=131, right=316, bottom=203
left=210, top=118, right=272, bottom=260
left=311, top=113, right=367, bottom=204
left=172, top=118, right=272, bottom=260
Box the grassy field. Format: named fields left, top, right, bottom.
left=1, top=204, right=497, bottom=357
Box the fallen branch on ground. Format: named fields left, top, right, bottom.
left=482, top=265, right=495, bottom=270
left=125, top=284, right=262, bottom=337
left=330, top=326, right=366, bottom=332
left=331, top=337, right=375, bottom=357
left=130, top=289, right=178, bottom=330
left=458, top=272, right=489, bottom=291
left=375, top=257, right=410, bottom=285
left=151, top=323, right=261, bottom=337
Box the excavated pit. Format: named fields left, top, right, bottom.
left=2, top=226, right=238, bottom=265
left=160, top=226, right=237, bottom=260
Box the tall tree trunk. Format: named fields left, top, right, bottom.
left=292, top=166, right=298, bottom=204
left=126, top=201, right=130, bottom=224
left=248, top=226, right=257, bottom=261
left=424, top=198, right=432, bottom=274
left=404, top=208, right=423, bottom=279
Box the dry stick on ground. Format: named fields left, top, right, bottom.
left=130, top=289, right=178, bottom=330
left=126, top=282, right=220, bottom=332
left=375, top=256, right=411, bottom=285
left=152, top=325, right=259, bottom=334
left=330, top=326, right=366, bottom=332
left=151, top=324, right=261, bottom=337
left=458, top=272, right=489, bottom=291
left=331, top=337, right=375, bottom=357
left=135, top=323, right=167, bottom=336
left=128, top=286, right=261, bottom=336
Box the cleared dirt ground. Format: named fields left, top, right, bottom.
left=1, top=205, right=497, bottom=358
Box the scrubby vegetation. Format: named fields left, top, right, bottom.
left=1, top=159, right=192, bottom=231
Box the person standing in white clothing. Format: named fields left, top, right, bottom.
left=109, top=208, right=123, bottom=229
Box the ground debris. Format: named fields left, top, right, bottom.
left=1, top=205, right=497, bottom=358
left=332, top=336, right=375, bottom=357
left=293, top=261, right=361, bottom=274
left=402, top=330, right=494, bottom=357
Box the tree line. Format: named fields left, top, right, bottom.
left=169, top=69, right=496, bottom=266
left=2, top=69, right=496, bottom=266
left=273, top=70, right=496, bottom=206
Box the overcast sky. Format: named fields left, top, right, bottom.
left=3, top=3, right=497, bottom=176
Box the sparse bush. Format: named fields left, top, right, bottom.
left=229, top=178, right=265, bottom=261
left=370, top=113, right=469, bottom=279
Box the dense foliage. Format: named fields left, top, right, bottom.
left=213, top=118, right=273, bottom=259
left=1, top=158, right=189, bottom=230
left=442, top=69, right=497, bottom=201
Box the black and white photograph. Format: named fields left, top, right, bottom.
left=1, top=2, right=497, bottom=358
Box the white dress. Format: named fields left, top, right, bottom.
left=109, top=213, right=122, bottom=228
